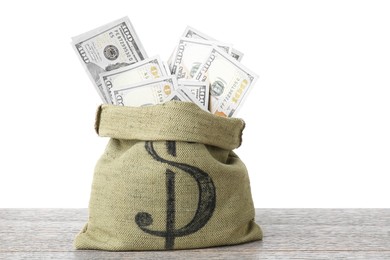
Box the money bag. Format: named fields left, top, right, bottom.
left=74, top=102, right=262, bottom=250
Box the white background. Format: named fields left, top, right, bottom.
left=0, top=0, right=389, bottom=208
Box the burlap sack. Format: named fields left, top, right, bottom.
left=74, top=102, right=262, bottom=250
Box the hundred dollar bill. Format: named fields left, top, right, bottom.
left=167, top=46, right=178, bottom=72
left=99, top=56, right=167, bottom=104
left=177, top=87, right=208, bottom=111
left=166, top=90, right=189, bottom=102
left=178, top=80, right=209, bottom=109
left=166, top=88, right=207, bottom=111
left=194, top=47, right=258, bottom=117
left=113, top=76, right=177, bottom=106
left=72, top=16, right=148, bottom=102
left=171, top=38, right=231, bottom=80
left=162, top=61, right=171, bottom=76
left=182, top=26, right=244, bottom=62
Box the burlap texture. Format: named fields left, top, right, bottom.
left=74, top=102, right=262, bottom=250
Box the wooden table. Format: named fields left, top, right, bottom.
left=1, top=209, right=389, bottom=259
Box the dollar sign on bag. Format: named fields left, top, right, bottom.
left=135, top=141, right=216, bottom=250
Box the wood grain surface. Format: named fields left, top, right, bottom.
left=1, top=209, right=389, bottom=259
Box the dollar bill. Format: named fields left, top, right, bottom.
left=72, top=16, right=148, bottom=102
left=162, top=61, right=171, bottom=76
left=166, top=88, right=207, bottom=111
left=182, top=26, right=244, bottom=62
left=167, top=45, right=177, bottom=72
left=166, top=91, right=188, bottom=102
left=99, top=56, right=167, bottom=104
left=177, top=87, right=208, bottom=111
left=178, top=80, right=209, bottom=109
left=171, top=38, right=231, bottom=80
left=194, top=47, right=258, bottom=117
left=113, top=76, right=178, bottom=106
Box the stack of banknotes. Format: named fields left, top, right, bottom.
left=72, top=17, right=258, bottom=117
